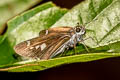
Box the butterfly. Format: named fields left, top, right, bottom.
left=14, top=23, right=87, bottom=60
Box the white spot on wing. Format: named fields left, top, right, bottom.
left=27, top=41, right=30, bottom=46
left=35, top=45, right=40, bottom=49
left=45, top=30, right=48, bottom=35
left=30, top=47, right=34, bottom=49
left=40, top=43, right=46, bottom=51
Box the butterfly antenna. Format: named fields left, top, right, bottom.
left=77, top=22, right=80, bottom=26
left=77, top=22, right=85, bottom=28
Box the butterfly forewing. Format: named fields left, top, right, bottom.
left=14, top=27, right=73, bottom=60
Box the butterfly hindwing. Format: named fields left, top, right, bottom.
left=38, top=35, right=70, bottom=60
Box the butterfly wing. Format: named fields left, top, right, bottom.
left=38, top=35, right=70, bottom=60
left=14, top=32, right=71, bottom=60
left=39, top=27, right=74, bottom=36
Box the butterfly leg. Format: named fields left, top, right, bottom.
left=73, top=38, right=77, bottom=55
left=81, top=41, right=89, bottom=52
left=73, top=43, right=76, bottom=55
left=59, top=45, right=69, bottom=57
left=79, top=36, right=99, bottom=52
left=78, top=38, right=89, bottom=52
left=59, top=49, right=66, bottom=57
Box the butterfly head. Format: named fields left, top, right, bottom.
left=74, top=23, right=86, bottom=35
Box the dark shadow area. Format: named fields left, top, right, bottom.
left=1, top=57, right=120, bottom=80
left=30, top=0, right=85, bottom=9
left=41, top=0, right=84, bottom=9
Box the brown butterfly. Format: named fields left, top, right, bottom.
left=14, top=24, right=86, bottom=60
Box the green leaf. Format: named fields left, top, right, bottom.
left=0, top=38, right=17, bottom=65
left=0, top=53, right=120, bottom=72
left=0, top=0, right=42, bottom=34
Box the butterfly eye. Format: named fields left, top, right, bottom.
left=76, top=28, right=81, bottom=32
